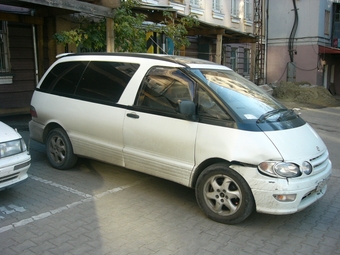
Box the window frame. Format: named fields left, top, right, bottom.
left=0, top=21, right=13, bottom=85
left=244, top=0, right=253, bottom=24
left=135, top=66, right=198, bottom=119
left=231, top=0, right=239, bottom=17
left=325, top=10, right=330, bottom=35
left=243, top=48, right=250, bottom=75
left=230, top=48, right=238, bottom=71
left=212, top=0, right=222, bottom=12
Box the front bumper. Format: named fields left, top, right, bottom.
left=231, top=160, right=332, bottom=215
left=0, top=152, right=31, bottom=191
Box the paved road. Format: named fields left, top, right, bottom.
left=0, top=107, right=339, bottom=255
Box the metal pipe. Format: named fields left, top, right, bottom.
left=32, top=24, right=39, bottom=85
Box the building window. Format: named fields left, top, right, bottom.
left=325, top=10, right=330, bottom=35
left=190, top=0, right=200, bottom=7
left=190, top=0, right=204, bottom=15
left=212, top=0, right=224, bottom=19
left=244, top=0, right=252, bottom=23
left=231, top=0, right=241, bottom=23
left=231, top=0, right=239, bottom=17
left=231, top=48, right=238, bottom=71
left=243, top=48, right=250, bottom=75
left=0, top=21, right=10, bottom=73
left=141, top=0, right=159, bottom=4
left=213, top=0, right=221, bottom=11
left=169, top=0, right=185, bottom=12
left=0, top=21, right=13, bottom=85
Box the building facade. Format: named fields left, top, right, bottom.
left=165, top=0, right=256, bottom=79
left=0, top=0, right=256, bottom=115
left=266, top=0, right=340, bottom=95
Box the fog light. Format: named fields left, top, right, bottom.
left=273, top=194, right=297, bottom=202
left=301, top=161, right=312, bottom=175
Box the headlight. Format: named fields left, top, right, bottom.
left=0, top=139, right=27, bottom=158
left=258, top=161, right=302, bottom=178
left=274, top=162, right=301, bottom=177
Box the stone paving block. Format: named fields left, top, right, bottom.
left=28, top=241, right=56, bottom=254
left=11, top=240, right=37, bottom=254
left=2, top=247, right=19, bottom=255
left=49, top=242, right=75, bottom=255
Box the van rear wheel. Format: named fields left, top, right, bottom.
left=46, top=128, right=77, bottom=170
left=195, top=163, right=255, bottom=224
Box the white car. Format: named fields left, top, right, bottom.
left=0, top=122, right=30, bottom=190
left=29, top=53, right=332, bottom=224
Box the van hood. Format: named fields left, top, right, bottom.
left=262, top=123, right=326, bottom=162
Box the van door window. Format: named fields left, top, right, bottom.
left=41, top=61, right=87, bottom=94
left=136, top=67, right=195, bottom=115
left=198, top=87, right=231, bottom=121
left=76, top=61, right=139, bottom=104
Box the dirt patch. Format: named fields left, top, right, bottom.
left=272, top=81, right=340, bottom=109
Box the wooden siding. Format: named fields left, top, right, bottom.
left=0, top=22, right=36, bottom=112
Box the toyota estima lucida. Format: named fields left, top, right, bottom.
left=29, top=53, right=332, bottom=224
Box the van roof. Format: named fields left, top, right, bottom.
left=57, top=52, right=221, bottom=68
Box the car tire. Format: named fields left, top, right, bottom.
left=46, top=128, right=78, bottom=170
left=195, top=163, right=255, bottom=224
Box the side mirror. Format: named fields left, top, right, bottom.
left=178, top=100, right=197, bottom=120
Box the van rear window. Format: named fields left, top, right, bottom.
left=39, top=61, right=139, bottom=104
left=75, top=61, right=139, bottom=103
left=40, top=61, right=87, bottom=94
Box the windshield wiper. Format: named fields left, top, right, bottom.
left=256, top=109, right=287, bottom=123
left=277, top=109, right=296, bottom=121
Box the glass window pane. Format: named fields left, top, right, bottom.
left=48, top=61, right=87, bottom=95
left=136, top=67, right=195, bottom=114
left=76, top=61, right=139, bottom=103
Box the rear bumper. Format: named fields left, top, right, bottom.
left=29, top=120, right=45, bottom=143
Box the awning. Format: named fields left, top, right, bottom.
left=319, top=45, right=340, bottom=54
left=1, top=0, right=115, bottom=17
left=133, top=5, right=257, bottom=44
left=178, top=14, right=257, bottom=44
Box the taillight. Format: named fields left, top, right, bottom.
left=30, top=105, right=38, bottom=118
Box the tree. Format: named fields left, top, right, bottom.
left=53, top=0, right=199, bottom=53
left=152, top=11, right=199, bottom=54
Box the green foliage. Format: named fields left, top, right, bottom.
left=53, top=0, right=199, bottom=53
left=53, top=17, right=106, bottom=52
left=152, top=11, right=199, bottom=53
left=113, top=0, right=147, bottom=52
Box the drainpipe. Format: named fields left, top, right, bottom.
left=32, top=10, right=39, bottom=85
left=264, top=0, right=269, bottom=84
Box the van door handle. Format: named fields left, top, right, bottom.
left=127, top=113, right=139, bottom=119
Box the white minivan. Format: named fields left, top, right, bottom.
left=29, top=53, right=332, bottom=224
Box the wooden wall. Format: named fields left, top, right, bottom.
left=0, top=22, right=36, bottom=114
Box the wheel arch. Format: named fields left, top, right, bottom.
left=42, top=122, right=66, bottom=143
left=190, top=158, right=243, bottom=188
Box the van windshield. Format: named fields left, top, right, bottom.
left=190, top=68, right=286, bottom=121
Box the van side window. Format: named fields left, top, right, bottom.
left=75, top=61, right=139, bottom=103
left=41, top=61, right=87, bottom=94
left=198, top=87, right=231, bottom=120
left=136, top=67, right=195, bottom=114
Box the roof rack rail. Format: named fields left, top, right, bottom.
left=56, top=53, right=74, bottom=59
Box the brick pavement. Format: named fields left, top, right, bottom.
left=1, top=110, right=340, bottom=255
left=0, top=153, right=339, bottom=254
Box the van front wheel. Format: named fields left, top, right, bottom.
left=46, top=128, right=77, bottom=170
left=195, top=163, right=255, bottom=224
